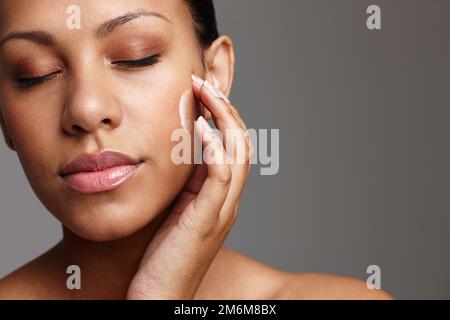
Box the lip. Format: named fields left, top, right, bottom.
left=60, top=150, right=143, bottom=194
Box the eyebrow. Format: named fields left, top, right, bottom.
left=0, top=10, right=172, bottom=47
left=94, top=10, right=173, bottom=37
left=0, top=31, right=54, bottom=47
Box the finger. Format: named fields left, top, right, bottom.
left=191, top=75, right=252, bottom=221
left=192, top=76, right=251, bottom=169
left=191, top=74, right=251, bottom=182
left=191, top=75, right=251, bottom=167
left=226, top=105, right=253, bottom=169
left=218, top=95, right=252, bottom=162
left=218, top=99, right=253, bottom=178
left=178, top=115, right=232, bottom=236
left=191, top=74, right=246, bottom=132
left=183, top=163, right=208, bottom=195
left=222, top=101, right=254, bottom=176
left=192, top=75, right=240, bottom=144
left=167, top=163, right=207, bottom=222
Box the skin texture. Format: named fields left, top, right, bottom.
left=0, top=0, right=393, bottom=299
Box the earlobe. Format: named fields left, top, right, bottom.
left=0, top=108, right=15, bottom=151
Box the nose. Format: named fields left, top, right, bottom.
left=61, top=67, right=122, bottom=136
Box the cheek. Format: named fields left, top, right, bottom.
left=116, top=85, right=180, bottom=158
left=115, top=71, right=199, bottom=159
left=4, top=99, right=61, bottom=180
left=113, top=75, right=196, bottom=187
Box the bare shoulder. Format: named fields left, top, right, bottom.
left=196, top=246, right=287, bottom=299
left=0, top=243, right=64, bottom=300
left=272, top=272, right=394, bottom=300
left=0, top=261, right=41, bottom=299
left=199, top=247, right=393, bottom=300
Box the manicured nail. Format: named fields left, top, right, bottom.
left=191, top=74, right=204, bottom=87
left=197, top=115, right=213, bottom=133
left=204, top=80, right=222, bottom=99
left=204, top=80, right=231, bottom=104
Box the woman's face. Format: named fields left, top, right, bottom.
left=0, top=0, right=203, bottom=240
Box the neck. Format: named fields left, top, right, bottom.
left=58, top=210, right=168, bottom=299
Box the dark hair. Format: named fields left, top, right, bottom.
left=183, top=0, right=220, bottom=50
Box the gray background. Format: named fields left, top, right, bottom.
left=1, top=0, right=449, bottom=299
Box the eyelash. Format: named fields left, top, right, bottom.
left=16, top=54, right=161, bottom=89
left=16, top=71, right=60, bottom=89
left=112, top=54, right=161, bottom=68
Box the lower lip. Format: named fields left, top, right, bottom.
left=61, top=163, right=142, bottom=194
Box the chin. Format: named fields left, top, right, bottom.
left=34, top=176, right=174, bottom=242
left=26, top=158, right=193, bottom=242
left=60, top=196, right=169, bottom=242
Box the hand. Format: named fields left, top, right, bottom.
left=126, top=74, right=253, bottom=299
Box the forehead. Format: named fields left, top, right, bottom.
left=0, top=0, right=188, bottom=36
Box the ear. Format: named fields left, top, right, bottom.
left=0, top=107, right=15, bottom=151
left=202, top=35, right=235, bottom=119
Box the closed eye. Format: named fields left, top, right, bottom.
left=14, top=54, right=160, bottom=89
left=16, top=71, right=60, bottom=89
left=112, top=54, right=161, bottom=68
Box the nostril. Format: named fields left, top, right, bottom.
left=72, top=124, right=83, bottom=133
left=102, top=119, right=111, bottom=125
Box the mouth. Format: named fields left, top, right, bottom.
left=59, top=150, right=144, bottom=194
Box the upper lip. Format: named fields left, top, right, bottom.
left=60, top=150, right=141, bottom=176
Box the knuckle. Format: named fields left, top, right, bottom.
left=221, top=205, right=239, bottom=231
left=198, top=221, right=220, bottom=240
left=214, top=166, right=232, bottom=186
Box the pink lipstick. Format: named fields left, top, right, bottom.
left=60, top=150, right=142, bottom=194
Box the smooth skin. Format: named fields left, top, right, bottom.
left=0, top=0, right=392, bottom=300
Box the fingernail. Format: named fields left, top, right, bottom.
left=191, top=74, right=204, bottom=87
left=204, top=80, right=231, bottom=104
left=197, top=115, right=213, bottom=133
left=204, top=80, right=222, bottom=99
